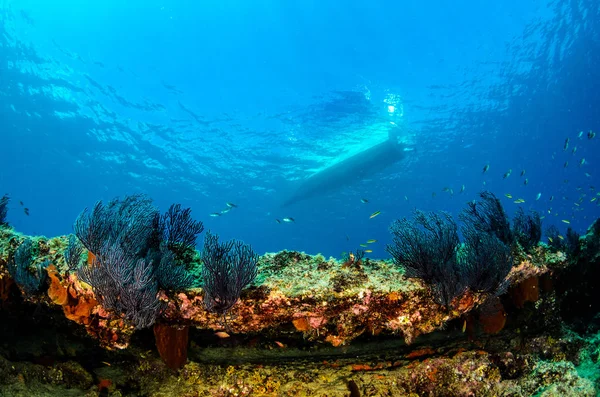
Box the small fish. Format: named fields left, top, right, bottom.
left=549, top=195, right=554, bottom=201
left=364, top=249, right=373, bottom=253
left=574, top=203, right=580, bottom=207
left=520, top=170, right=526, bottom=177
left=282, top=217, right=295, bottom=223
left=404, top=195, right=409, bottom=201
left=523, top=178, right=529, bottom=186
left=220, top=208, right=231, bottom=214
left=588, top=130, right=596, bottom=139
left=360, top=244, right=368, bottom=247
left=360, top=198, right=369, bottom=204
left=548, top=237, right=554, bottom=243
left=572, top=146, right=577, bottom=155
left=432, top=192, right=437, bottom=198
left=460, top=184, right=465, bottom=193
left=578, top=130, right=584, bottom=139
left=275, top=219, right=281, bottom=224
left=505, top=193, right=513, bottom=199
left=579, top=158, right=586, bottom=166
left=514, top=199, right=526, bottom=204
left=592, top=197, right=597, bottom=202
left=564, top=137, right=570, bottom=150
left=483, top=164, right=490, bottom=173
left=564, top=161, right=569, bottom=168
left=226, top=202, right=238, bottom=208
left=24, top=208, right=29, bottom=216
left=366, top=239, right=377, bottom=243
left=585, top=173, right=591, bottom=177
left=535, top=193, right=542, bottom=201
left=558, top=235, right=565, bottom=240
left=503, top=169, right=512, bottom=179
left=215, top=331, right=231, bottom=339
left=101, top=361, right=112, bottom=367
left=209, top=212, right=221, bottom=217
left=462, top=320, right=467, bottom=333
left=369, top=211, right=381, bottom=219
left=19, top=201, right=24, bottom=206
left=561, top=219, right=571, bottom=224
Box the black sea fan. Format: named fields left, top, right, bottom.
left=460, top=191, right=513, bottom=246
left=74, top=195, right=204, bottom=328
left=512, top=207, right=542, bottom=252
left=201, top=231, right=258, bottom=314
left=159, top=203, right=204, bottom=258
left=387, top=210, right=464, bottom=306
left=460, top=223, right=513, bottom=295
left=8, top=238, right=50, bottom=296
left=0, top=194, right=9, bottom=226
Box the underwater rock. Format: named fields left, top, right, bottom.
left=0, top=220, right=600, bottom=395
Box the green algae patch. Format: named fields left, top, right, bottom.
left=256, top=251, right=414, bottom=299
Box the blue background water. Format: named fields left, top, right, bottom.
left=0, top=0, right=598, bottom=258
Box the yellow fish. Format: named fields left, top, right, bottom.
left=558, top=235, right=564, bottom=240
left=366, top=239, right=377, bottom=243
left=548, top=237, right=554, bottom=243
left=360, top=244, right=368, bottom=247
left=369, top=211, right=381, bottom=219
left=505, top=193, right=513, bottom=198
left=561, top=219, right=571, bottom=224
left=514, top=199, right=525, bottom=204
left=365, top=249, right=373, bottom=253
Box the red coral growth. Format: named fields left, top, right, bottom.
left=479, top=299, right=506, bottom=334
left=97, top=378, right=113, bottom=393
left=539, top=273, right=553, bottom=292
left=510, top=276, right=540, bottom=309
left=46, top=265, right=132, bottom=349
left=47, top=265, right=98, bottom=324
left=47, top=265, right=68, bottom=305
left=153, top=323, right=189, bottom=369
left=0, top=276, right=14, bottom=302
left=406, top=347, right=435, bottom=359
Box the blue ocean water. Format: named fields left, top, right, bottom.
left=0, top=0, right=598, bottom=258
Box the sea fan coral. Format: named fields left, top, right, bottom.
left=201, top=231, right=258, bottom=314
left=0, top=194, right=9, bottom=226
left=7, top=238, right=50, bottom=296
left=387, top=210, right=464, bottom=306
left=512, top=208, right=542, bottom=252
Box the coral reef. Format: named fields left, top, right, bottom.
left=0, top=214, right=600, bottom=395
